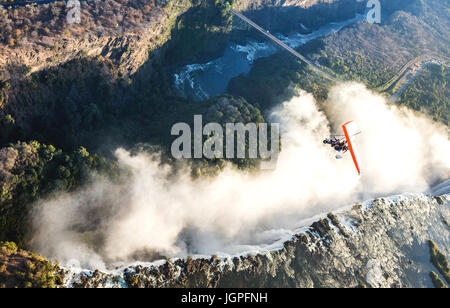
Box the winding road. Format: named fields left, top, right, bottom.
left=385, top=56, right=449, bottom=102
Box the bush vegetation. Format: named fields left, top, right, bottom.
left=164, top=0, right=235, bottom=64
left=398, top=64, right=449, bottom=125
left=0, top=241, right=61, bottom=288
left=304, top=0, right=449, bottom=89
left=429, top=271, right=447, bottom=289
left=228, top=52, right=331, bottom=112
left=0, top=141, right=119, bottom=246
left=429, top=240, right=450, bottom=285
left=0, top=0, right=178, bottom=47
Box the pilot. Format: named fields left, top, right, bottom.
left=324, top=138, right=348, bottom=153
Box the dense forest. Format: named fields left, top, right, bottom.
left=398, top=64, right=449, bottom=125
left=0, top=0, right=179, bottom=47
left=0, top=141, right=119, bottom=246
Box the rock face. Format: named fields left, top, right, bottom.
left=0, top=1, right=192, bottom=81
left=62, top=193, right=450, bottom=288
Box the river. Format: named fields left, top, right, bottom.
left=172, top=13, right=364, bottom=101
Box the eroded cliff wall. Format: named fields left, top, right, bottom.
left=0, top=0, right=193, bottom=81
left=63, top=193, right=450, bottom=288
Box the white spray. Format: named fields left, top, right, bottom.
left=33, top=83, right=450, bottom=270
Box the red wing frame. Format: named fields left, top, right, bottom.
left=342, top=121, right=361, bottom=176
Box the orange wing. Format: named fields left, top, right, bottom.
left=342, top=121, right=361, bottom=176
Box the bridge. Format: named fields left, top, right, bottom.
left=230, top=9, right=337, bottom=82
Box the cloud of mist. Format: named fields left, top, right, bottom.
left=33, top=83, right=450, bottom=270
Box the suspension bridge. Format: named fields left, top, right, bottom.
left=230, top=9, right=337, bottom=82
